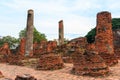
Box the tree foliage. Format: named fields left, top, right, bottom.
left=85, top=18, right=120, bottom=43
left=85, top=28, right=96, bottom=43
left=0, top=36, right=19, bottom=49
left=19, top=27, right=47, bottom=43
left=112, top=18, right=120, bottom=30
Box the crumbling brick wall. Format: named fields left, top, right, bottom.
left=19, top=39, right=57, bottom=57
left=86, top=43, right=96, bottom=52
left=70, top=37, right=87, bottom=49
left=33, top=41, right=57, bottom=57
left=33, top=41, right=47, bottom=56
left=0, top=43, right=11, bottom=55
left=19, top=38, right=25, bottom=56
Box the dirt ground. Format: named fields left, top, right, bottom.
left=0, top=61, right=120, bottom=80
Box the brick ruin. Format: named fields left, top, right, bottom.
left=0, top=43, right=11, bottom=55
left=71, top=37, right=110, bottom=76
left=86, top=43, right=96, bottom=52
left=19, top=38, right=25, bottom=56
left=63, top=37, right=87, bottom=55
left=72, top=49, right=109, bottom=76
left=33, top=41, right=47, bottom=56
left=18, top=38, right=64, bottom=70
left=33, top=41, right=57, bottom=56
left=0, top=42, right=25, bottom=65
left=1, top=10, right=120, bottom=77
left=69, top=37, right=87, bottom=49
left=62, top=37, right=87, bottom=63
left=95, top=11, right=118, bottom=66
left=35, top=41, right=64, bottom=70
left=113, top=29, right=120, bottom=59
left=71, top=11, right=120, bottom=76
left=36, top=54, right=64, bottom=70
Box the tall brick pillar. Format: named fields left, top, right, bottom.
left=58, top=20, right=64, bottom=45
left=25, top=9, right=34, bottom=57
left=95, top=11, right=118, bottom=66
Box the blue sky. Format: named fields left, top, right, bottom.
left=0, top=0, right=120, bottom=40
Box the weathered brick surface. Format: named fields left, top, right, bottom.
left=0, top=54, right=24, bottom=65
left=95, top=11, right=118, bottom=66
left=36, top=53, right=64, bottom=70
left=46, top=41, right=57, bottom=52
left=62, top=37, right=87, bottom=56
left=19, top=38, right=25, bottom=56
left=86, top=43, right=97, bottom=53
left=33, top=41, right=47, bottom=56
left=113, top=29, right=120, bottom=59
left=70, top=37, right=87, bottom=49
left=33, top=41, right=57, bottom=57
left=18, top=39, right=57, bottom=57
left=72, top=50, right=109, bottom=76
left=0, top=43, right=11, bottom=55
left=58, top=37, right=87, bottom=63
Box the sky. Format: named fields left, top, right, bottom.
left=0, top=0, right=120, bottom=40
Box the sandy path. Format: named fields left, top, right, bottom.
left=0, top=62, right=120, bottom=80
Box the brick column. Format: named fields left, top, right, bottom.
left=95, top=11, right=118, bottom=66
left=58, top=20, right=64, bottom=45
left=25, top=9, right=34, bottom=57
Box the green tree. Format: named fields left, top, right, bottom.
left=0, top=36, right=19, bottom=49
left=85, top=28, right=96, bottom=43
left=19, top=27, right=47, bottom=42
left=85, top=18, right=120, bottom=43
left=112, top=18, right=120, bottom=30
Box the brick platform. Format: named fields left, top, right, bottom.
left=36, top=53, right=64, bottom=70
left=72, top=51, right=109, bottom=76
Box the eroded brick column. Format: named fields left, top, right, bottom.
left=59, top=20, right=64, bottom=45
left=25, top=9, right=34, bottom=57
left=19, top=38, right=25, bottom=56
left=95, top=11, right=118, bottom=66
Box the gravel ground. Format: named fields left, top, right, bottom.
left=0, top=61, right=120, bottom=80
